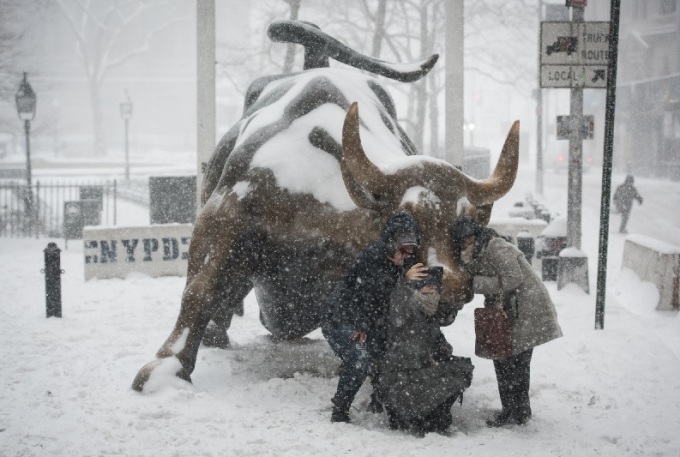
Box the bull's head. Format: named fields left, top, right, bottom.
left=341, top=102, right=519, bottom=307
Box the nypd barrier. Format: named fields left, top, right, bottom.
left=83, top=224, right=192, bottom=280
left=622, top=235, right=680, bottom=311
left=82, top=220, right=545, bottom=281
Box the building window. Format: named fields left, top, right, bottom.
left=664, top=112, right=680, bottom=139
left=661, top=0, right=677, bottom=15
left=634, top=0, right=648, bottom=18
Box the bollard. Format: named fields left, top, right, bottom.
left=42, top=242, right=64, bottom=318
left=673, top=254, right=679, bottom=311
left=516, top=231, right=535, bottom=265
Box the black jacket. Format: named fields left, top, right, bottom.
left=613, top=176, right=643, bottom=212
left=321, top=212, right=420, bottom=356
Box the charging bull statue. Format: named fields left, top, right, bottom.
left=132, top=21, right=519, bottom=391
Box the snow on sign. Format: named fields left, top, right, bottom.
left=540, top=21, right=610, bottom=88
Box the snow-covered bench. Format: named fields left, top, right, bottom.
left=622, top=235, right=680, bottom=311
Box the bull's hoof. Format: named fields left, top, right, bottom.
left=202, top=325, right=230, bottom=349
left=131, top=357, right=192, bottom=393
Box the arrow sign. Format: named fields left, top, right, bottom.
left=541, top=65, right=608, bottom=88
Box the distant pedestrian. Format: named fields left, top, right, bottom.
left=613, top=175, right=643, bottom=234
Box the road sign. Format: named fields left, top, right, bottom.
left=541, top=64, right=608, bottom=88
left=541, top=21, right=610, bottom=64
left=556, top=115, right=594, bottom=140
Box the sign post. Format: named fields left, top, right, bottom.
left=595, top=0, right=621, bottom=330
left=540, top=7, right=610, bottom=294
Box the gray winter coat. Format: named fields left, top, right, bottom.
left=466, top=237, right=562, bottom=355
left=379, top=281, right=473, bottom=420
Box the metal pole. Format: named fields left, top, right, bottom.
left=24, top=119, right=33, bottom=213
left=444, top=0, right=464, bottom=168
left=595, top=0, right=621, bottom=330
left=124, top=119, right=130, bottom=180
left=24, top=120, right=32, bottom=189
left=24, top=119, right=35, bottom=236
left=113, top=179, right=117, bottom=226
left=567, top=6, right=584, bottom=250
left=536, top=0, right=544, bottom=196
left=196, top=0, right=216, bottom=211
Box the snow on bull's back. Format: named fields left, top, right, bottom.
left=234, top=68, right=429, bottom=211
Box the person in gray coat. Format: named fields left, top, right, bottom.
left=451, top=218, right=562, bottom=427
left=378, top=278, right=474, bottom=435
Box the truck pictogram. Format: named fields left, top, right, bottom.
left=546, top=36, right=578, bottom=56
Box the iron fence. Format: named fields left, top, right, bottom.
left=0, top=180, right=118, bottom=238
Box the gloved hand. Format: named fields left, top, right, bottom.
left=415, top=289, right=440, bottom=317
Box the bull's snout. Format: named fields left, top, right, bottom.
left=440, top=268, right=473, bottom=304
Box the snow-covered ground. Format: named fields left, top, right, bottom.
left=2, top=165, right=680, bottom=456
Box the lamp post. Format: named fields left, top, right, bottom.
left=119, top=90, right=133, bottom=180
left=15, top=72, right=37, bottom=213
left=464, top=121, right=476, bottom=147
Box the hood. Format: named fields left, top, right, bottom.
left=379, top=211, right=422, bottom=249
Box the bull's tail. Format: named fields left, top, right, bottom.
left=267, top=20, right=438, bottom=82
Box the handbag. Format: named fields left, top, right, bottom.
left=474, top=276, right=513, bottom=359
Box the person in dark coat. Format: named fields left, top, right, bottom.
left=451, top=218, right=562, bottom=427
left=321, top=211, right=428, bottom=423
left=613, top=175, right=643, bottom=234
left=378, top=279, right=474, bottom=436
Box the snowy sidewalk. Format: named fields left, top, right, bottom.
left=1, top=235, right=679, bottom=456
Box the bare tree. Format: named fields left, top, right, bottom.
left=216, top=0, right=292, bottom=100
left=52, top=0, right=186, bottom=155
left=215, top=0, right=536, bottom=155
left=0, top=0, right=43, bottom=148
left=464, top=0, right=537, bottom=93
left=358, top=0, right=387, bottom=57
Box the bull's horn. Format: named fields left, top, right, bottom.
left=465, top=120, right=520, bottom=206
left=342, top=102, right=472, bottom=202
left=341, top=102, right=398, bottom=197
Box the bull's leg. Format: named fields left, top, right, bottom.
left=202, top=304, right=237, bottom=349
left=201, top=278, right=252, bottom=348
left=132, top=210, right=256, bottom=392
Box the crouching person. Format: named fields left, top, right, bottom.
left=378, top=274, right=474, bottom=436
left=321, top=212, right=427, bottom=423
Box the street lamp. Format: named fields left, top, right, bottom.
left=15, top=72, right=36, bottom=186
left=464, top=121, right=476, bottom=147
left=119, top=90, right=133, bottom=180
left=15, top=72, right=36, bottom=213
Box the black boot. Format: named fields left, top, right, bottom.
left=387, top=410, right=409, bottom=431
left=486, top=409, right=517, bottom=427
left=330, top=397, right=351, bottom=423
left=513, top=404, right=532, bottom=425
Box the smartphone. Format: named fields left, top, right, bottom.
left=413, top=266, right=444, bottom=290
